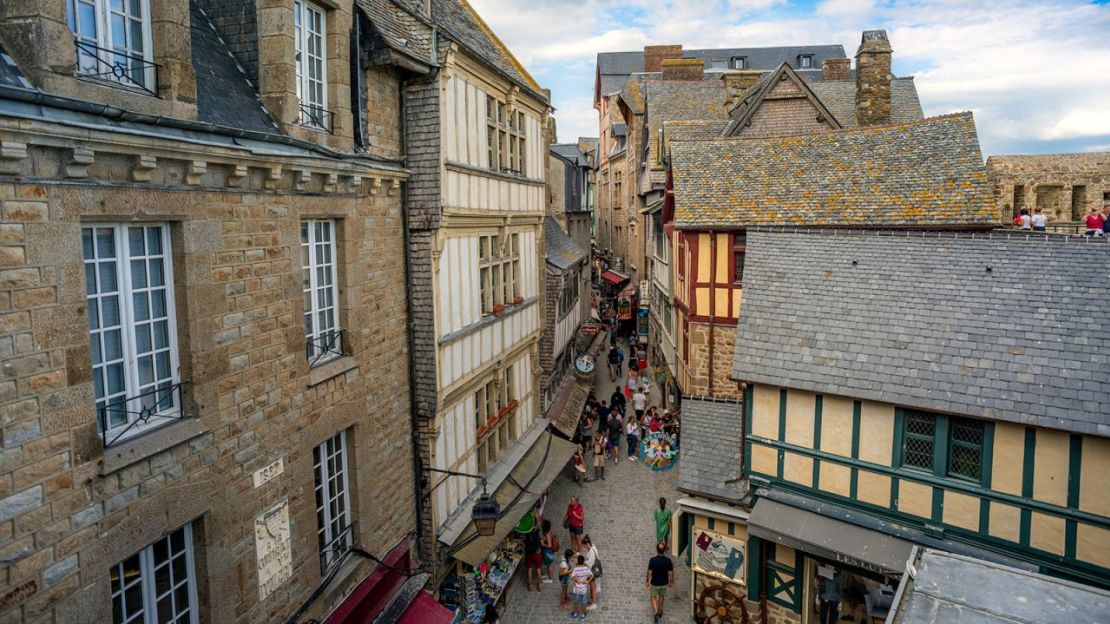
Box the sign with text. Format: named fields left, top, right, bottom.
left=693, top=529, right=746, bottom=584
left=252, top=458, right=284, bottom=488
left=255, top=500, right=293, bottom=601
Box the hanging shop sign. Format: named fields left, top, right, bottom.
left=693, top=530, right=746, bottom=584
left=639, top=431, right=678, bottom=471
left=616, top=284, right=636, bottom=320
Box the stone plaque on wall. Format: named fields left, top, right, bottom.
left=254, top=500, right=293, bottom=601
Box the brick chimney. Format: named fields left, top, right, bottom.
left=661, top=58, right=704, bottom=81
left=855, top=30, right=892, bottom=126
left=644, top=45, right=683, bottom=73
left=721, top=70, right=764, bottom=109
left=823, top=58, right=851, bottom=81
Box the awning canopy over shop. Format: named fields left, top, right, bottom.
left=395, top=591, right=457, bottom=624
left=747, top=498, right=914, bottom=575
left=547, top=369, right=592, bottom=439
left=448, top=433, right=578, bottom=567
left=601, top=270, right=630, bottom=286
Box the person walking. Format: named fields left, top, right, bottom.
left=654, top=498, right=673, bottom=547
left=607, top=345, right=620, bottom=381
left=626, top=417, right=640, bottom=461
left=616, top=345, right=625, bottom=376
left=565, top=496, right=585, bottom=553
left=625, top=369, right=639, bottom=399
left=592, top=434, right=607, bottom=480
left=569, top=554, right=594, bottom=621
left=632, top=389, right=648, bottom=421
left=541, top=519, right=559, bottom=584
left=646, top=541, right=674, bottom=623
left=581, top=535, right=601, bottom=610
left=1031, top=207, right=1048, bottom=232
left=609, top=388, right=626, bottom=418
left=559, top=548, right=574, bottom=609
left=523, top=522, right=543, bottom=591
left=606, top=411, right=623, bottom=464
left=573, top=446, right=588, bottom=484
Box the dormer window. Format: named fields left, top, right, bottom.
left=731, top=56, right=747, bottom=70
left=67, top=0, right=156, bottom=94
left=295, top=1, right=330, bottom=131
left=798, top=54, right=814, bottom=69
left=709, top=59, right=727, bottom=70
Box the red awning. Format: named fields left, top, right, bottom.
left=397, top=591, right=457, bottom=624
left=601, top=270, right=630, bottom=286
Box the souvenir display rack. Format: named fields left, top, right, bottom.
left=457, top=534, right=523, bottom=623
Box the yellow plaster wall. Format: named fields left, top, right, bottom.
left=1076, top=524, right=1110, bottom=569
left=714, top=288, right=730, bottom=316
left=1030, top=512, right=1065, bottom=556
left=695, top=287, right=709, bottom=313
left=988, top=503, right=1021, bottom=542
left=820, top=396, right=853, bottom=457
left=784, top=390, right=816, bottom=447
left=1032, top=429, right=1069, bottom=507
left=856, top=470, right=891, bottom=508
left=752, top=444, right=777, bottom=476
left=752, top=384, right=779, bottom=439
left=697, top=233, right=711, bottom=280
left=774, top=544, right=796, bottom=566
left=733, top=289, right=742, bottom=317
left=715, top=233, right=729, bottom=283
left=942, top=490, right=980, bottom=531
left=783, top=452, right=813, bottom=487
left=991, top=423, right=1025, bottom=496
left=857, top=401, right=894, bottom=465
left=821, top=463, right=851, bottom=498
left=897, top=480, right=933, bottom=519
left=1079, top=436, right=1110, bottom=515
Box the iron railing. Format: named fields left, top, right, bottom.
left=98, top=381, right=187, bottom=448
left=307, top=329, right=345, bottom=368
left=74, top=40, right=159, bottom=97
left=319, top=523, right=355, bottom=574
left=298, top=103, right=334, bottom=133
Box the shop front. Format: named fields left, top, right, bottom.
left=746, top=498, right=913, bottom=624
left=323, top=541, right=457, bottom=624
left=675, top=498, right=753, bottom=624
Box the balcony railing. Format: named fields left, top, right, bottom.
left=98, top=381, right=187, bottom=448
left=74, top=40, right=159, bottom=97
left=319, top=523, right=355, bottom=574
left=298, top=103, right=334, bottom=133
left=307, top=329, right=346, bottom=368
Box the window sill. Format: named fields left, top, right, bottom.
left=308, top=355, right=358, bottom=387
left=100, top=418, right=210, bottom=476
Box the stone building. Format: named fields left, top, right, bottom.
left=986, top=152, right=1110, bottom=226
left=547, top=143, right=594, bottom=256
left=706, top=229, right=1110, bottom=624
left=0, top=0, right=450, bottom=622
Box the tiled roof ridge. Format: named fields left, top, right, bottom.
left=457, top=0, right=543, bottom=94
left=746, top=227, right=1110, bottom=245
left=697, top=110, right=975, bottom=147
left=679, top=394, right=743, bottom=404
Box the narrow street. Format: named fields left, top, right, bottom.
left=502, top=340, right=692, bottom=623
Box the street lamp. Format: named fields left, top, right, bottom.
left=425, top=467, right=501, bottom=537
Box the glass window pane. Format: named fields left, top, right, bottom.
left=146, top=227, right=161, bottom=255
left=88, top=298, right=100, bottom=330
left=104, top=329, right=123, bottom=361
left=156, top=351, right=170, bottom=380
left=107, top=362, right=125, bottom=394
left=86, top=263, right=97, bottom=296
left=151, top=289, right=166, bottom=318
left=138, top=355, right=154, bottom=385
left=130, top=260, right=147, bottom=288
left=128, top=227, right=144, bottom=256
left=78, top=4, right=97, bottom=38
left=135, top=324, right=151, bottom=354
left=99, top=262, right=118, bottom=292
left=154, top=320, right=169, bottom=349
left=111, top=15, right=126, bottom=48
left=133, top=292, right=149, bottom=322
left=102, top=295, right=120, bottom=326
left=150, top=259, right=165, bottom=287
left=96, top=228, right=115, bottom=257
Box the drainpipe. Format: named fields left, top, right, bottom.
left=707, top=231, right=716, bottom=396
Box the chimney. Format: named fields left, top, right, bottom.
left=644, top=45, right=683, bottom=73
left=822, top=58, right=850, bottom=81
left=661, top=58, right=704, bottom=81
left=721, top=70, right=764, bottom=109
left=855, top=30, right=892, bottom=126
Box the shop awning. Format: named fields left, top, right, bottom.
left=747, top=498, right=914, bottom=575
left=601, top=270, right=630, bottom=286
left=395, top=591, right=456, bottom=624
left=546, top=373, right=591, bottom=439
left=449, top=433, right=578, bottom=566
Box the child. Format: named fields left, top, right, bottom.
left=559, top=548, right=574, bottom=608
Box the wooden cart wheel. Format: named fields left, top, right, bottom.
left=697, top=582, right=749, bottom=624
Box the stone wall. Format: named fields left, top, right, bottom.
left=364, top=67, right=405, bottom=160
left=0, top=142, right=415, bottom=623
left=986, top=152, right=1110, bottom=222
left=685, top=321, right=743, bottom=400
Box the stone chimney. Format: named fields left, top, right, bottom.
left=855, top=30, right=893, bottom=126
left=721, top=70, right=764, bottom=109
left=661, top=58, right=704, bottom=81
left=644, top=45, right=683, bottom=73
left=823, top=58, right=851, bottom=81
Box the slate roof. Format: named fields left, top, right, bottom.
left=671, top=113, right=997, bottom=228
left=550, top=143, right=589, bottom=167
left=190, top=2, right=278, bottom=133
left=0, top=44, right=31, bottom=90
left=355, top=0, right=435, bottom=65
left=893, top=549, right=1110, bottom=623
left=810, top=78, right=923, bottom=127
left=597, top=45, right=847, bottom=97
left=731, top=230, right=1110, bottom=437
left=645, top=80, right=728, bottom=178
left=431, top=0, right=546, bottom=101
left=677, top=398, right=746, bottom=504
left=619, top=75, right=647, bottom=114
left=721, top=63, right=844, bottom=137
left=544, top=217, right=587, bottom=272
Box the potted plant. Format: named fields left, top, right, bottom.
left=512, top=295, right=524, bottom=305
left=493, top=303, right=505, bottom=316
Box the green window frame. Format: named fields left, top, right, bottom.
left=896, top=408, right=988, bottom=484
left=948, top=417, right=985, bottom=481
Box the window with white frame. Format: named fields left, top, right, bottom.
left=486, top=96, right=506, bottom=171
left=474, top=372, right=516, bottom=473
left=110, top=523, right=198, bottom=624
left=294, top=0, right=329, bottom=130
left=83, top=224, right=180, bottom=446
left=67, top=0, right=156, bottom=93
left=508, top=111, right=526, bottom=174
left=314, top=431, right=353, bottom=572
left=301, top=220, right=343, bottom=366
left=477, top=233, right=521, bottom=315
left=558, top=269, right=579, bottom=319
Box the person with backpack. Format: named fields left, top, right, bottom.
left=581, top=535, right=601, bottom=610
left=606, top=411, right=623, bottom=464
left=607, top=345, right=620, bottom=381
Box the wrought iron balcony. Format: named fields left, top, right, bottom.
left=307, top=329, right=346, bottom=368
left=298, top=103, right=334, bottom=133
left=98, top=381, right=187, bottom=448
left=74, top=40, right=159, bottom=97
left=319, top=523, right=355, bottom=574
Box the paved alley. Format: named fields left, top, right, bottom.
left=501, top=345, right=692, bottom=623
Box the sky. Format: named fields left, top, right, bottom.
left=468, top=0, right=1110, bottom=156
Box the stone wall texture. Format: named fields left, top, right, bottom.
left=685, top=321, right=743, bottom=400
left=986, top=152, right=1110, bottom=222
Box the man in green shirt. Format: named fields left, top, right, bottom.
left=654, top=498, right=673, bottom=546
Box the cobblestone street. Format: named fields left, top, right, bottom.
left=502, top=347, right=691, bottom=623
